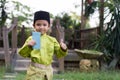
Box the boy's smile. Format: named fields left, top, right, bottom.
left=33, top=20, right=50, bottom=35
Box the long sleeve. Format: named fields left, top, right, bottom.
left=54, top=38, right=68, bottom=58
left=18, top=36, right=33, bottom=58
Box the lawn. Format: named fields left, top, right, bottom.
left=0, top=65, right=120, bottom=80
left=53, top=70, right=120, bottom=80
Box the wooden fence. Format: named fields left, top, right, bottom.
left=66, top=27, right=98, bottom=49
left=80, top=27, right=98, bottom=49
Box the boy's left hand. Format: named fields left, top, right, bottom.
left=60, top=42, right=67, bottom=51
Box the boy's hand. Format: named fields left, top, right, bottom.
left=60, top=41, right=67, bottom=51
left=27, top=39, right=36, bottom=46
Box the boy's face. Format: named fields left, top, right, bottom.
left=33, top=20, right=50, bottom=34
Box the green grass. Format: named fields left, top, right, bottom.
left=53, top=71, right=120, bottom=80
left=15, top=72, right=26, bottom=80
left=0, top=65, right=120, bottom=80
left=0, top=65, right=5, bottom=78
left=10, top=70, right=120, bottom=80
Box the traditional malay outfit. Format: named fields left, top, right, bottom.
left=19, top=11, right=67, bottom=80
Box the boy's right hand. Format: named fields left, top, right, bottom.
left=27, top=39, right=36, bottom=46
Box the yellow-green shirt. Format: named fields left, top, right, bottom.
left=18, top=34, right=67, bottom=65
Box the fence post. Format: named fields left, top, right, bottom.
left=55, top=19, right=65, bottom=73
left=2, top=26, right=11, bottom=72
left=11, top=18, right=17, bottom=51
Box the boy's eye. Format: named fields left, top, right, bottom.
left=43, top=24, right=47, bottom=26
left=36, top=23, right=47, bottom=26
left=36, top=23, right=41, bottom=26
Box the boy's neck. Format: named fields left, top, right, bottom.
left=41, top=33, right=46, bottom=36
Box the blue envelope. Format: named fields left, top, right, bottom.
left=32, top=32, right=41, bottom=49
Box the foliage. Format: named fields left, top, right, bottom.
left=84, top=1, right=98, bottom=18
left=52, top=12, right=81, bottom=42
left=10, top=1, right=32, bottom=26
left=95, top=0, right=120, bottom=56
left=91, top=0, right=120, bottom=69
left=53, top=13, right=72, bottom=29
left=84, top=0, right=115, bottom=20
left=0, top=0, right=32, bottom=27
left=53, top=12, right=80, bottom=29
left=83, top=0, right=120, bottom=69
left=0, top=0, right=7, bottom=27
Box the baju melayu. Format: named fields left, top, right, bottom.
left=19, top=34, right=67, bottom=80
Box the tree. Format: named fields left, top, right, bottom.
left=70, top=11, right=81, bottom=29
left=53, top=13, right=73, bottom=29
left=0, top=0, right=7, bottom=27
left=10, top=1, right=32, bottom=26
left=88, top=0, right=120, bottom=70
left=97, top=0, right=120, bottom=70
left=0, top=0, right=32, bottom=27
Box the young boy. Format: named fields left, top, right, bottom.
left=18, top=10, right=67, bottom=80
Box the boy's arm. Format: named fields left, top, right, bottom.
left=18, top=36, right=33, bottom=58
left=54, top=38, right=68, bottom=58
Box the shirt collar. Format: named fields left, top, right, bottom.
left=41, top=33, right=47, bottom=37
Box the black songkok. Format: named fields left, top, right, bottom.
left=34, top=10, right=50, bottom=24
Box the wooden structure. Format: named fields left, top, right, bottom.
left=80, top=27, right=98, bottom=49
left=52, top=19, right=65, bottom=73
left=68, top=27, right=98, bottom=49
left=0, top=18, right=18, bottom=72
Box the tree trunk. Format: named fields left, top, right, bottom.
left=98, top=0, right=104, bottom=35
left=0, top=27, right=2, bottom=47
left=98, top=55, right=108, bottom=71
left=108, top=57, right=119, bottom=70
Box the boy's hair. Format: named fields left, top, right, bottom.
left=33, top=10, right=50, bottom=24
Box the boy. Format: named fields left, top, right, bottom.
left=18, top=10, right=67, bottom=80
